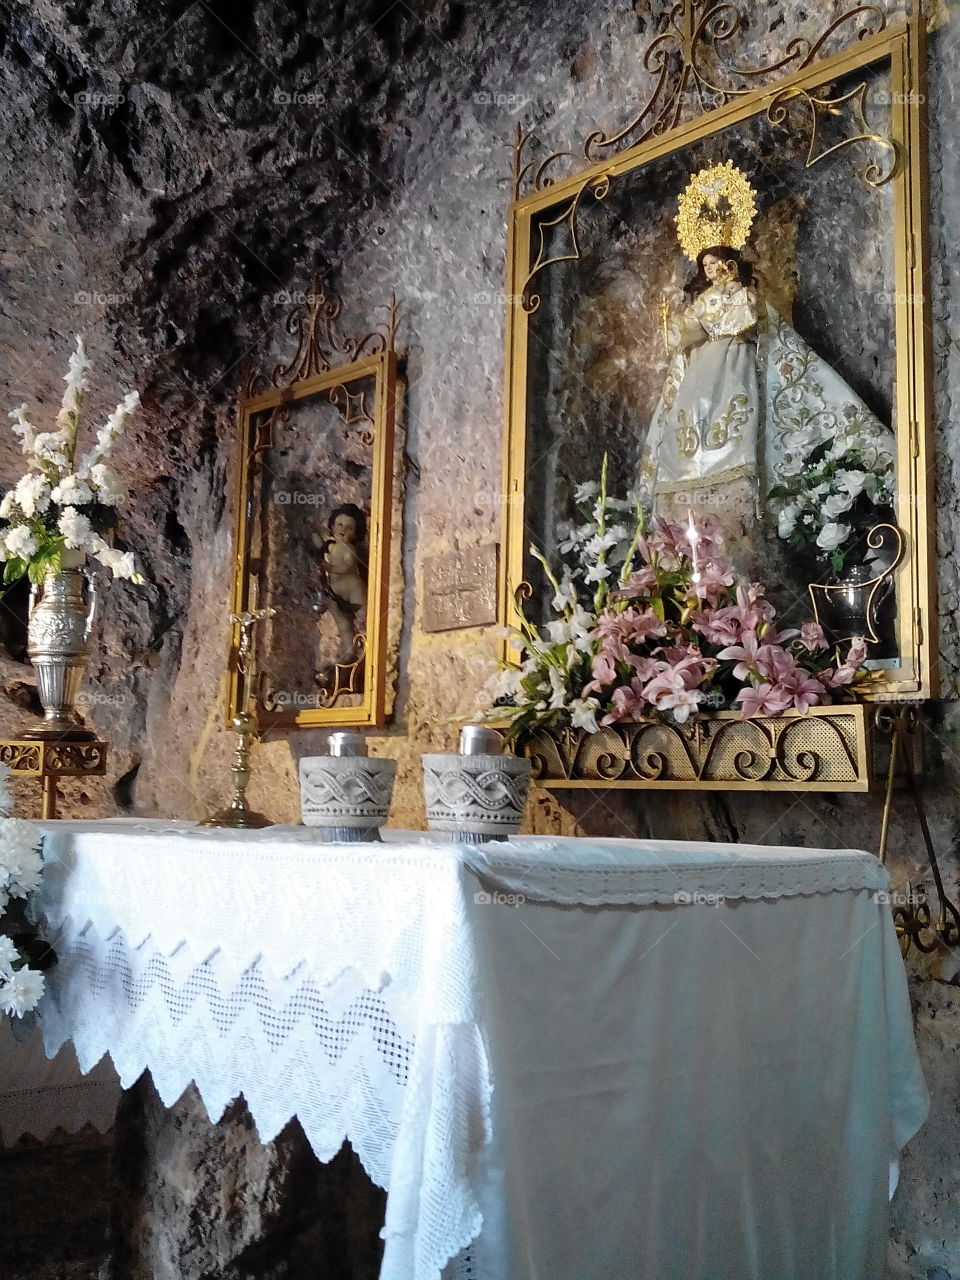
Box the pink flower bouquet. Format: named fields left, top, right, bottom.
left=487, top=463, right=868, bottom=741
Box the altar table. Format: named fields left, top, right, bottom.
left=10, top=819, right=929, bottom=1280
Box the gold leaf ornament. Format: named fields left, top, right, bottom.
left=675, top=161, right=759, bottom=262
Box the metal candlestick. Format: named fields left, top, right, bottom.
left=202, top=607, right=276, bottom=829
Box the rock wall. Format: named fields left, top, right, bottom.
left=0, top=0, right=958, bottom=1276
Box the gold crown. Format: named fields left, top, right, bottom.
left=675, top=161, right=758, bottom=263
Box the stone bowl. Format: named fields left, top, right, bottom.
left=421, top=752, right=532, bottom=839
left=299, top=756, right=398, bottom=831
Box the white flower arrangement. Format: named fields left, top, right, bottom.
left=0, top=336, right=145, bottom=586
left=0, top=766, right=48, bottom=1019
left=767, top=430, right=895, bottom=576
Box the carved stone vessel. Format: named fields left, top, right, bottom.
left=25, top=548, right=96, bottom=741
left=422, top=753, right=532, bottom=840
left=299, top=755, right=397, bottom=841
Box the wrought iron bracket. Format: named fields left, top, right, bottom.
left=876, top=705, right=960, bottom=954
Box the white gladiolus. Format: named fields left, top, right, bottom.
left=91, top=390, right=139, bottom=462
left=1, top=339, right=144, bottom=592
left=816, top=522, right=851, bottom=553
left=8, top=403, right=35, bottom=452
left=57, top=506, right=94, bottom=550
left=88, top=462, right=125, bottom=504
left=59, top=334, right=89, bottom=423
left=4, top=526, right=39, bottom=560
left=547, top=665, right=568, bottom=711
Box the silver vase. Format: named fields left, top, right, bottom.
left=24, top=551, right=96, bottom=741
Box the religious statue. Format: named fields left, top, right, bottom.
left=638, top=161, right=895, bottom=578
left=312, top=502, right=368, bottom=678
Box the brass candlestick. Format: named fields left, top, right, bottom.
left=202, top=607, right=276, bottom=829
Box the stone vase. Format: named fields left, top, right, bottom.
left=422, top=753, right=532, bottom=841
left=299, top=755, right=397, bottom=841
left=25, top=547, right=96, bottom=741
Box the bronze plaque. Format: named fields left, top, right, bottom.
left=422, top=544, right=499, bottom=633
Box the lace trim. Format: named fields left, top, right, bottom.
left=465, top=840, right=888, bottom=907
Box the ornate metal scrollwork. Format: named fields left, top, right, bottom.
left=875, top=706, right=960, bottom=955
left=512, top=0, right=890, bottom=202
left=767, top=80, right=898, bottom=187
left=521, top=174, right=613, bottom=313
left=243, top=284, right=398, bottom=401
left=517, top=705, right=870, bottom=789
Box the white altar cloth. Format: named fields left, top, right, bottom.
left=8, top=820, right=928, bottom=1280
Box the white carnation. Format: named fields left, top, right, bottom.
left=0, top=493, right=17, bottom=520
left=0, top=818, right=43, bottom=897
left=50, top=474, right=95, bottom=507
left=0, top=935, right=19, bottom=978
left=13, top=472, right=51, bottom=518
left=57, top=506, right=94, bottom=550
left=4, top=525, right=39, bottom=560
left=0, top=966, right=45, bottom=1017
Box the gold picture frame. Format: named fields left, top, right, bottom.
left=499, top=2, right=935, bottom=722
left=228, top=284, right=398, bottom=729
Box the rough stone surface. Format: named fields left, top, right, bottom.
left=0, top=0, right=958, bottom=1276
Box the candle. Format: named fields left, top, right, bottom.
left=459, top=725, right=503, bottom=756
left=686, top=509, right=701, bottom=584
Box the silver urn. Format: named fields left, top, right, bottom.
left=25, top=549, right=96, bottom=741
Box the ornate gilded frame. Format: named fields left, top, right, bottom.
left=228, top=284, right=398, bottom=729
left=499, top=3, right=936, bottom=743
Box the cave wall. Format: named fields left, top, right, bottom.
left=1, top=0, right=959, bottom=1276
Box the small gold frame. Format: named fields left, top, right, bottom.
left=499, top=3, right=936, bottom=748
left=228, top=284, right=398, bottom=729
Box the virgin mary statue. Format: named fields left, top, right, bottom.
left=638, top=161, right=894, bottom=571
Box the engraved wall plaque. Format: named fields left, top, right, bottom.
left=422, top=544, right=499, bottom=633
